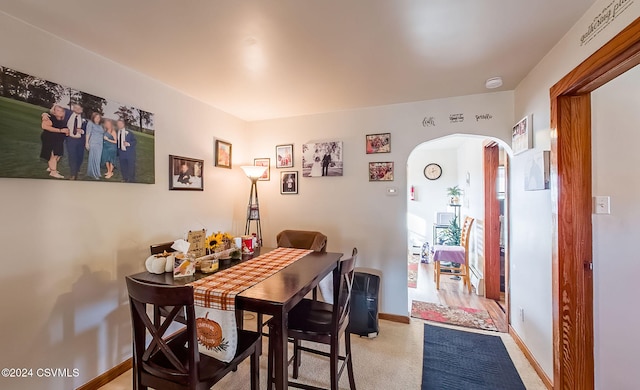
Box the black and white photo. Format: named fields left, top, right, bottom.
left=302, top=141, right=343, bottom=177
left=280, top=171, right=298, bottom=194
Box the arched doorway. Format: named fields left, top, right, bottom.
left=406, top=134, right=511, bottom=332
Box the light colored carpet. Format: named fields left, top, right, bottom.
left=100, top=319, right=546, bottom=389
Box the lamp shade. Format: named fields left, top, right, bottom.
left=241, top=165, right=268, bottom=179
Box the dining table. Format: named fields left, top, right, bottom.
left=129, top=247, right=343, bottom=390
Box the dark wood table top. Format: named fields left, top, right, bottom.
left=130, top=247, right=275, bottom=286
left=236, top=250, right=343, bottom=314
left=129, top=248, right=343, bottom=314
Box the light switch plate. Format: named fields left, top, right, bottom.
left=594, top=196, right=610, bottom=214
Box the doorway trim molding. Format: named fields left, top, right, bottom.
left=550, top=16, right=640, bottom=390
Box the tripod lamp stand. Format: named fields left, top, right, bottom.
left=240, top=165, right=268, bottom=246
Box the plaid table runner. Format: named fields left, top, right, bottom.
left=187, top=247, right=312, bottom=362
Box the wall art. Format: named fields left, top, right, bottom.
left=0, top=65, right=155, bottom=182
left=302, top=141, right=343, bottom=177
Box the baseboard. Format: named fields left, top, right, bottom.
left=76, top=358, right=132, bottom=390
left=508, top=325, right=553, bottom=390
left=379, top=312, right=410, bottom=324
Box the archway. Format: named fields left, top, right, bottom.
left=406, top=134, right=512, bottom=332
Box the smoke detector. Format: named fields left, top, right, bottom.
left=485, top=77, right=503, bottom=89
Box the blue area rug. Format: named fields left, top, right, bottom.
left=422, top=324, right=526, bottom=390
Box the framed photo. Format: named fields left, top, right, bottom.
left=369, top=162, right=394, bottom=181
left=512, top=115, right=533, bottom=155
left=366, top=133, right=391, bottom=154
left=275, top=144, right=293, bottom=168
left=302, top=141, right=343, bottom=177
left=215, top=140, right=232, bottom=168
left=280, top=171, right=298, bottom=194
left=254, top=158, right=270, bottom=181
left=169, top=155, right=204, bottom=191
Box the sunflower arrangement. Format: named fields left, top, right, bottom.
left=206, top=231, right=234, bottom=253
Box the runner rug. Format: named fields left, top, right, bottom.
left=421, top=324, right=526, bottom=390
left=408, top=253, right=420, bottom=288
left=411, top=300, right=498, bottom=332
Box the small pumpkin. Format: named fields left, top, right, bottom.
left=145, top=255, right=166, bottom=274
left=164, top=253, right=175, bottom=273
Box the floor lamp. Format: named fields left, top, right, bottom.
left=241, top=165, right=268, bottom=247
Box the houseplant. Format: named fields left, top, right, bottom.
left=441, top=216, right=461, bottom=246
left=447, top=185, right=462, bottom=205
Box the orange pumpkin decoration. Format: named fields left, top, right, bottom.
left=196, top=313, right=223, bottom=349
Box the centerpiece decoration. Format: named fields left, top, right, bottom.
left=205, top=231, right=242, bottom=261
left=207, top=231, right=233, bottom=254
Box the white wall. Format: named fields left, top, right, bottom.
left=248, top=92, right=514, bottom=315
left=456, top=138, right=487, bottom=277
left=591, top=65, right=640, bottom=390
left=407, top=147, right=458, bottom=246
left=512, top=0, right=640, bottom=384
left=0, top=12, right=249, bottom=389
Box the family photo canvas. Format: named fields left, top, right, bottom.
left=0, top=66, right=155, bottom=183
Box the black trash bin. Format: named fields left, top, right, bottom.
left=348, top=272, right=380, bottom=337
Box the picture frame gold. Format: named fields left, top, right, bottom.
left=215, top=139, right=232, bottom=169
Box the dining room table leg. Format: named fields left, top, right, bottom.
left=271, top=308, right=288, bottom=390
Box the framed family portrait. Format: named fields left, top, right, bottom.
left=369, top=162, right=394, bottom=181
left=215, top=140, right=232, bottom=168
left=280, top=171, right=298, bottom=194
left=276, top=144, right=293, bottom=168
left=169, top=155, right=204, bottom=191
left=254, top=158, right=270, bottom=181
left=512, top=115, right=533, bottom=155
left=366, top=133, right=391, bottom=154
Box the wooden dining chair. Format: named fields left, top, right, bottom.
left=125, top=276, right=261, bottom=390
left=252, top=229, right=329, bottom=334
left=150, top=241, right=176, bottom=255
left=433, top=216, right=475, bottom=292
left=267, top=248, right=358, bottom=390
left=276, top=229, right=328, bottom=300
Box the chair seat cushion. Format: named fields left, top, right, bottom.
left=288, top=299, right=334, bottom=334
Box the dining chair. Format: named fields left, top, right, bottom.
left=125, top=276, right=261, bottom=390
left=266, top=248, right=358, bottom=390
left=433, top=216, right=475, bottom=292
left=149, top=241, right=176, bottom=255
left=276, top=230, right=328, bottom=253
left=276, top=229, right=328, bottom=300
left=252, top=229, right=329, bottom=333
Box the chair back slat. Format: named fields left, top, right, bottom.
left=126, top=276, right=199, bottom=386
left=333, top=248, right=358, bottom=332
left=460, top=217, right=474, bottom=249
left=150, top=241, right=176, bottom=255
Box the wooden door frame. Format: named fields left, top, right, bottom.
left=550, top=16, right=640, bottom=390
left=483, top=142, right=501, bottom=300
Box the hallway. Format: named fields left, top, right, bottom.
left=409, top=260, right=508, bottom=333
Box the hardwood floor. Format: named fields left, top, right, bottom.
left=409, top=262, right=508, bottom=332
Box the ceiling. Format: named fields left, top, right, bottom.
left=0, top=0, right=596, bottom=121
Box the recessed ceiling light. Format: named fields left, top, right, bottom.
left=485, top=77, right=503, bottom=89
